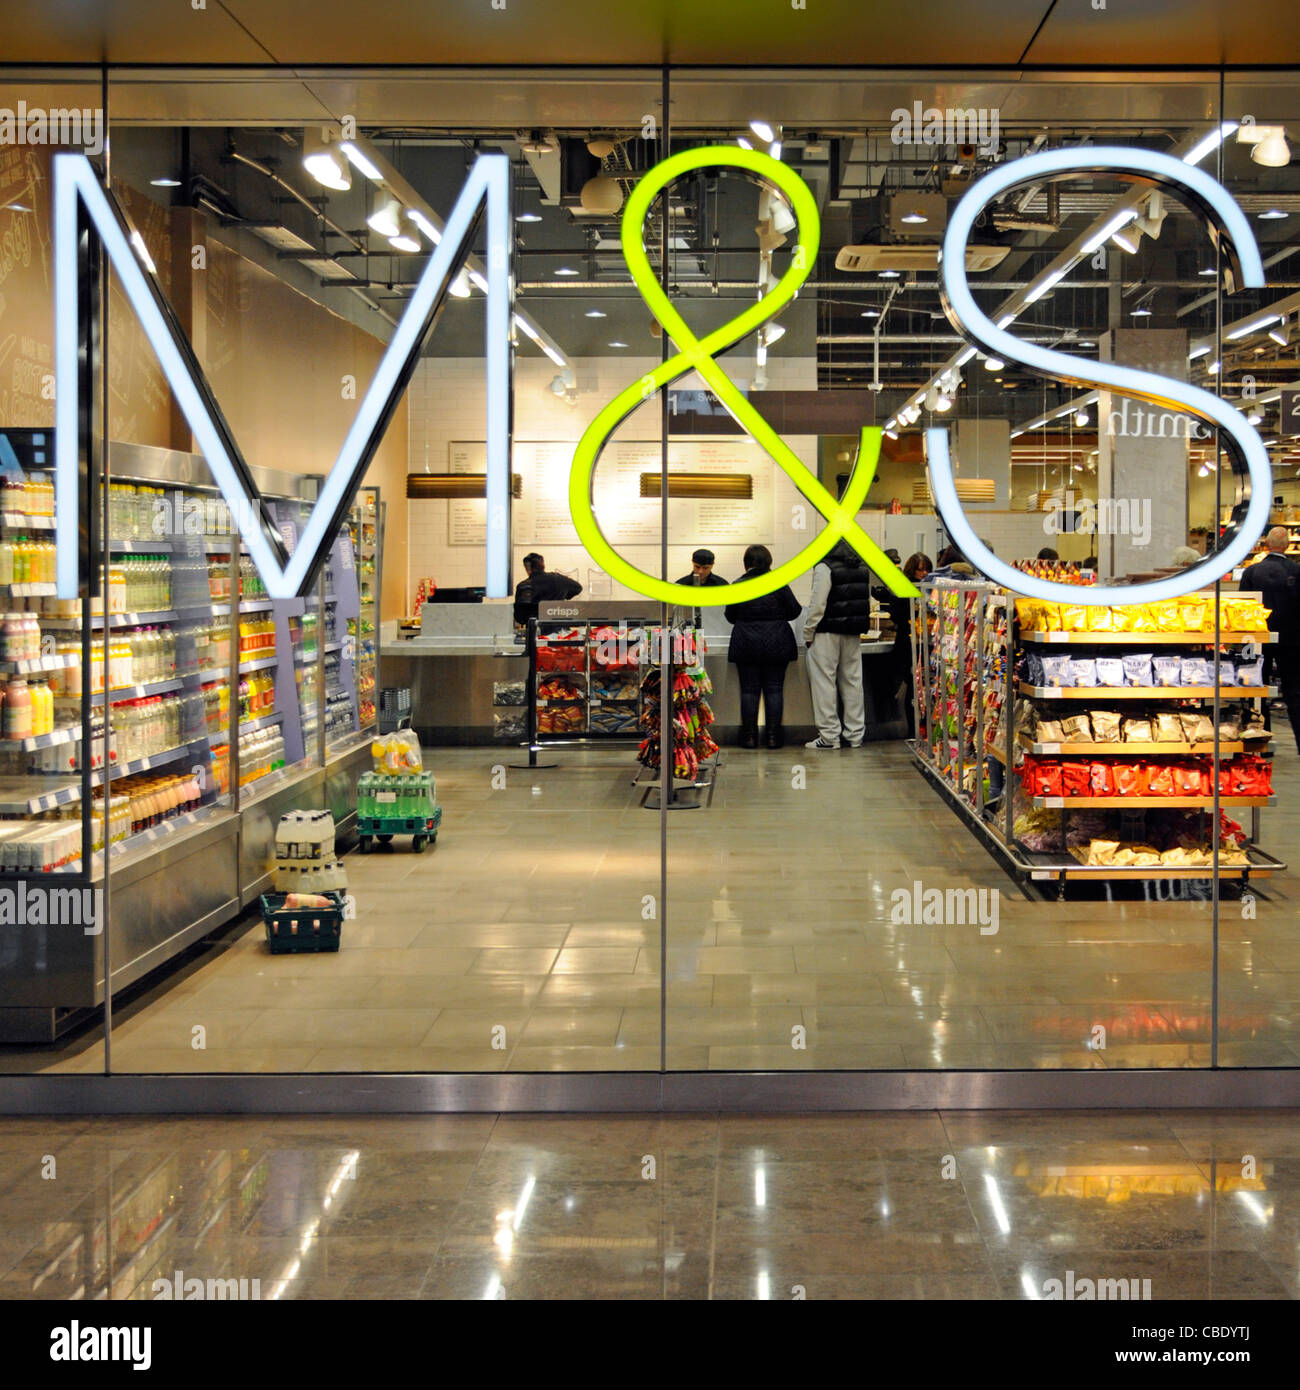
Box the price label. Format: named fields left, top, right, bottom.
left=376, top=791, right=397, bottom=804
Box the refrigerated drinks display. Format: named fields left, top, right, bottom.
left=0, top=437, right=381, bottom=1042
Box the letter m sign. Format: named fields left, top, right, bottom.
left=53, top=152, right=514, bottom=598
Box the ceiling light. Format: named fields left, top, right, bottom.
left=1270, top=321, right=1289, bottom=346
left=1259, top=209, right=1290, bottom=220
left=997, top=313, right=1016, bottom=329
left=150, top=177, right=181, bottom=188
left=339, top=141, right=383, bottom=182
left=1024, top=266, right=1067, bottom=305
left=933, top=390, right=953, bottom=412
left=879, top=270, right=900, bottom=279
left=1185, top=121, right=1239, bottom=166
left=302, top=128, right=351, bottom=191
left=1075, top=409, right=1089, bottom=427
left=1253, top=129, right=1292, bottom=167
left=736, top=137, right=753, bottom=151
left=861, top=310, right=880, bottom=318
left=367, top=197, right=401, bottom=238
left=388, top=234, right=420, bottom=253
left=1247, top=407, right=1264, bottom=425
left=1208, top=360, right=1221, bottom=374
left=516, top=212, right=542, bottom=223
left=2, top=201, right=31, bottom=213
left=585, top=309, right=606, bottom=318
left=750, top=121, right=775, bottom=143
left=1081, top=208, right=1138, bottom=256
left=467, top=269, right=488, bottom=293
left=1197, top=461, right=1212, bottom=477
left=769, top=142, right=782, bottom=161
left=1078, top=340, right=1096, bottom=348
left=884, top=428, right=899, bottom=440
left=1131, top=304, right=1152, bottom=317
left=1189, top=344, right=1212, bottom=360
left=554, top=266, right=580, bottom=277
left=1227, top=313, right=1282, bottom=341
left=407, top=209, right=441, bottom=244
left=1198, top=266, right=1217, bottom=276
left=900, top=211, right=928, bottom=225
left=1111, top=225, right=1142, bottom=254
left=763, top=321, right=786, bottom=346
left=769, top=196, right=796, bottom=235
left=448, top=268, right=472, bottom=298
left=609, top=341, right=628, bottom=348
left=955, top=348, right=976, bottom=368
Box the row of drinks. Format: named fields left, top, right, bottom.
left=205, top=556, right=269, bottom=603
left=0, top=477, right=55, bottom=518
left=0, top=538, right=58, bottom=587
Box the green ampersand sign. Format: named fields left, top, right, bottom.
left=567, top=145, right=918, bottom=606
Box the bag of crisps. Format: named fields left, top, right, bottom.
left=1060, top=604, right=1088, bottom=633
left=1085, top=606, right=1116, bottom=632
left=1151, top=599, right=1183, bottom=632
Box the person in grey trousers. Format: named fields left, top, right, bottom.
left=802, top=539, right=871, bottom=749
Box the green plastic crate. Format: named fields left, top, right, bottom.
left=260, top=890, right=346, bottom=953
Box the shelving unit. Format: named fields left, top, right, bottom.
left=522, top=618, right=647, bottom=744
left=910, top=580, right=1288, bottom=892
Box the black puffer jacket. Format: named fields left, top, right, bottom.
left=724, top=570, right=801, bottom=665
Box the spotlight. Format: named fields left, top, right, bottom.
left=1247, top=407, right=1264, bottom=426
left=585, top=309, right=607, bottom=319
left=1259, top=209, right=1290, bottom=220
left=983, top=356, right=1005, bottom=371
left=516, top=212, right=542, bottom=223
left=750, top=120, right=775, bottom=143
left=1111, top=225, right=1142, bottom=254
left=388, top=234, right=420, bottom=253
left=1270, top=320, right=1289, bottom=346
left=302, top=127, right=351, bottom=191
left=934, top=392, right=953, bottom=413
left=367, top=197, right=401, bottom=238
left=448, top=268, right=472, bottom=298
left=1131, top=304, right=1152, bottom=317
left=1254, top=129, right=1292, bottom=167
left=1074, top=408, right=1089, bottom=427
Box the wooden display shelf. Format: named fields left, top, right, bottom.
left=1017, top=732, right=1253, bottom=756
left=1017, top=682, right=1273, bottom=700
left=1030, top=795, right=1273, bottom=810
left=1021, top=629, right=1273, bottom=644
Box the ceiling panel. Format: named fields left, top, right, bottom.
left=1027, top=0, right=1300, bottom=66
left=3, top=1, right=271, bottom=63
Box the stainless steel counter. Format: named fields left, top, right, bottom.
left=381, top=636, right=907, bottom=746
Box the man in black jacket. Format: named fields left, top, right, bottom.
left=802, top=539, right=871, bottom=749
left=1241, top=526, right=1300, bottom=753
left=673, top=548, right=728, bottom=626
left=513, top=553, right=582, bottom=628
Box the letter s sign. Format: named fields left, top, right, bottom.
left=932, top=143, right=1271, bottom=606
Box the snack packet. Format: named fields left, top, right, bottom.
left=1152, top=655, right=1182, bottom=687
left=1122, top=652, right=1153, bottom=686
left=1095, top=656, right=1125, bottom=686
left=1069, top=657, right=1098, bottom=687
left=1090, top=710, right=1122, bottom=742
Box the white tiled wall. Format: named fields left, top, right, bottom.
left=406, top=353, right=820, bottom=604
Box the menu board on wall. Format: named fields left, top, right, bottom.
left=445, top=439, right=775, bottom=548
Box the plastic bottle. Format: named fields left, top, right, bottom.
left=5, top=678, right=30, bottom=741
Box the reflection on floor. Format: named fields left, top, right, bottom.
left=0, top=1110, right=1297, bottom=1300
left=12, top=722, right=1300, bottom=1073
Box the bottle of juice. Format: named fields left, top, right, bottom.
left=5, top=678, right=30, bottom=740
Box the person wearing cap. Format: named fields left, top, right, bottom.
left=673, top=548, right=729, bottom=626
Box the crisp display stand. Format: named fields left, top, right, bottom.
left=634, top=626, right=720, bottom=811
left=910, top=578, right=1288, bottom=894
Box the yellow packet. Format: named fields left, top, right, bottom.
left=1179, top=601, right=1206, bottom=632
left=1061, top=604, right=1087, bottom=632
left=1086, top=606, right=1116, bottom=631
left=1014, top=598, right=1041, bottom=631
left=1129, top=605, right=1158, bottom=632
left=1152, top=598, right=1183, bottom=631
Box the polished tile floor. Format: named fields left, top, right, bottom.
left=11, top=723, right=1300, bottom=1073
left=0, top=1110, right=1297, bottom=1300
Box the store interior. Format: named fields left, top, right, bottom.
left=0, top=67, right=1299, bottom=1073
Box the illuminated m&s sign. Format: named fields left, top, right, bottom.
left=54, top=141, right=1272, bottom=608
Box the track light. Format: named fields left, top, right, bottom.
left=367, top=197, right=401, bottom=238
left=302, top=128, right=351, bottom=191
left=983, top=356, right=1005, bottom=371
left=388, top=234, right=419, bottom=253
left=1074, top=408, right=1089, bottom=427
left=448, top=268, right=472, bottom=299
left=1253, top=128, right=1292, bottom=167
left=1270, top=319, right=1289, bottom=346
left=1247, top=407, right=1264, bottom=426
left=935, top=393, right=953, bottom=412
left=750, top=120, right=775, bottom=143
left=763, top=321, right=786, bottom=346
left=1111, top=225, right=1142, bottom=254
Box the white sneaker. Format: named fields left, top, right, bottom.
left=805, top=737, right=839, bottom=749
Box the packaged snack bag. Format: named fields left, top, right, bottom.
left=1090, top=710, right=1121, bottom=742
left=1040, top=603, right=1063, bottom=630
left=1061, top=714, right=1093, bottom=741
left=1179, top=599, right=1208, bottom=631
left=1085, top=606, right=1117, bottom=632
left=1089, top=762, right=1114, bottom=795
left=1085, top=839, right=1120, bottom=865
left=1179, top=656, right=1213, bottom=686
left=1069, top=657, right=1098, bottom=687
left=1035, top=717, right=1065, bottom=742
left=1037, top=761, right=1063, bottom=796
left=1095, top=656, right=1125, bottom=686
left=1015, top=598, right=1041, bottom=629
left=1121, top=717, right=1153, bottom=742
left=1122, top=653, right=1154, bottom=686
left=1129, top=605, right=1158, bottom=632
left=1172, top=763, right=1204, bottom=796
left=1061, top=761, right=1091, bottom=796
left=1061, top=604, right=1088, bottom=632
left=1153, top=655, right=1181, bottom=687
left=1147, top=764, right=1175, bottom=797
left=1041, top=654, right=1073, bottom=688
left=1113, top=763, right=1148, bottom=795
left=1111, top=606, right=1135, bottom=633
left=1178, top=711, right=1214, bottom=743
left=1152, top=599, right=1183, bottom=632
left=1154, top=712, right=1184, bottom=742
left=1234, top=655, right=1264, bottom=687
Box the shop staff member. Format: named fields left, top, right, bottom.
left=673, top=548, right=728, bottom=626
left=513, top=553, right=582, bottom=628
left=802, top=538, right=871, bottom=750
left=1241, top=526, right=1300, bottom=754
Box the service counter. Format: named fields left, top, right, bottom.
left=382, top=601, right=907, bottom=746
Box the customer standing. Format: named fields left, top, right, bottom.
left=802, top=539, right=871, bottom=749
left=888, top=552, right=932, bottom=739
left=724, top=544, right=800, bottom=749
left=673, top=547, right=729, bottom=627
left=513, top=552, right=582, bottom=630
left=1241, top=526, right=1300, bottom=753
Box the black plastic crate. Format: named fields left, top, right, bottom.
left=260, top=890, right=347, bottom=954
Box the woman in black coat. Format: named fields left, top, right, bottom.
left=724, top=544, right=802, bottom=749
